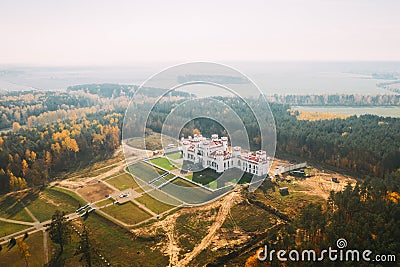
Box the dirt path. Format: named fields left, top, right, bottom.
left=21, top=202, right=39, bottom=223
left=0, top=217, right=35, bottom=226
left=157, top=213, right=181, bottom=267
left=177, top=191, right=239, bottom=266
left=43, top=229, right=49, bottom=264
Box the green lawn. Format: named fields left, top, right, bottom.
left=166, top=152, right=182, bottom=160
left=172, top=178, right=198, bottom=187
left=23, top=187, right=83, bottom=222
left=149, top=157, right=177, bottom=171
left=0, top=231, right=44, bottom=267
left=51, top=186, right=87, bottom=205
left=192, top=168, right=252, bottom=187
left=0, top=195, right=34, bottom=222
left=209, top=181, right=217, bottom=190
left=127, top=162, right=166, bottom=183
left=161, top=178, right=214, bottom=204
left=0, top=221, right=30, bottom=237
left=135, top=193, right=176, bottom=214
left=95, top=198, right=114, bottom=207
left=101, top=201, right=152, bottom=225
left=151, top=173, right=176, bottom=187
left=142, top=189, right=183, bottom=207
left=106, top=173, right=142, bottom=191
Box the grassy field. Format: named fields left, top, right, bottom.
left=253, top=181, right=325, bottom=216
left=106, top=173, right=141, bottom=191
left=95, top=198, right=114, bottom=207
left=149, top=157, right=177, bottom=170
left=222, top=201, right=278, bottom=232
left=101, top=202, right=152, bottom=225
left=64, top=154, right=124, bottom=179
left=175, top=208, right=218, bottom=253
left=135, top=193, right=176, bottom=214
left=192, top=168, right=253, bottom=187
left=150, top=173, right=177, bottom=187
left=0, top=195, right=34, bottom=222
left=126, top=133, right=177, bottom=150
left=172, top=178, right=199, bottom=187
left=0, top=221, right=30, bottom=237
left=292, top=105, right=400, bottom=118
left=23, top=187, right=83, bottom=222
left=82, top=213, right=169, bottom=266
left=142, top=189, right=183, bottom=207
left=0, top=231, right=44, bottom=267
left=161, top=178, right=213, bottom=204
left=127, top=162, right=166, bottom=183
left=166, top=152, right=182, bottom=160
left=51, top=186, right=87, bottom=205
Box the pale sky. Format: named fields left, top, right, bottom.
left=1, top=0, right=399, bottom=65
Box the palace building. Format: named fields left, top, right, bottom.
left=181, top=134, right=271, bottom=176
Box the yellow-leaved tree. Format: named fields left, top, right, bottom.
left=17, top=239, right=31, bottom=267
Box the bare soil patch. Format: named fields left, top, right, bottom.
left=77, top=182, right=115, bottom=202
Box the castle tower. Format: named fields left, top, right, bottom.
left=233, top=146, right=241, bottom=157
left=221, top=137, right=228, bottom=151
left=182, top=140, right=190, bottom=160
left=256, top=150, right=267, bottom=161
left=215, top=150, right=224, bottom=173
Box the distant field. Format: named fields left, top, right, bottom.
left=0, top=221, right=30, bottom=237
left=0, top=231, right=44, bottom=267
left=101, top=201, right=152, bottom=225
left=149, top=157, right=177, bottom=170
left=135, top=193, right=176, bottom=214
left=292, top=106, right=400, bottom=118
left=127, top=162, right=166, bottom=183
left=0, top=195, right=34, bottom=222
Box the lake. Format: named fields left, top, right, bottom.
left=1, top=61, right=400, bottom=95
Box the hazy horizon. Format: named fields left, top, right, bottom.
left=1, top=0, right=400, bottom=65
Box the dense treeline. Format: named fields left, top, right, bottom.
left=67, top=83, right=195, bottom=99
left=274, top=105, right=400, bottom=177
left=0, top=91, right=98, bottom=129
left=138, top=97, right=400, bottom=178
left=0, top=113, right=122, bottom=193
left=268, top=94, right=400, bottom=106
left=259, top=171, right=400, bottom=266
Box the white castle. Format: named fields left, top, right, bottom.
left=181, top=134, right=271, bottom=176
